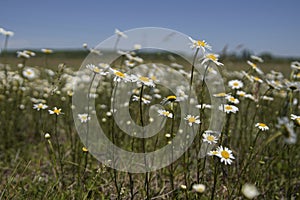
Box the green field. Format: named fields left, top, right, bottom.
left=0, top=48, right=300, bottom=200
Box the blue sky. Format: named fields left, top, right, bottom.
left=1, top=0, right=300, bottom=57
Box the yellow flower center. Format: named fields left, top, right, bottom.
left=82, top=147, right=88, bottom=152
left=233, top=82, right=239, bottom=87
left=258, top=123, right=267, bottom=127
left=93, top=67, right=100, bottom=73
left=53, top=109, right=61, bottom=114
left=37, top=104, right=43, bottom=109
left=188, top=117, right=196, bottom=123
left=196, top=40, right=205, bottom=47
left=225, top=105, right=233, bottom=110
left=229, top=97, right=235, bottom=102
left=115, top=71, right=125, bottom=78
left=207, top=54, right=217, bottom=61
left=221, top=150, right=230, bottom=159
left=207, top=135, right=215, bottom=141
left=139, top=76, right=150, bottom=82
left=162, top=111, right=169, bottom=116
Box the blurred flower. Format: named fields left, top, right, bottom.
left=132, top=95, right=151, bottom=104
left=86, top=64, right=109, bottom=75
left=242, top=183, right=260, bottom=199
left=0, top=28, right=14, bottom=36
left=188, top=37, right=211, bottom=52
left=22, top=68, right=36, bottom=80
left=250, top=76, right=263, bottom=83
left=82, top=147, right=89, bottom=152
left=291, top=61, right=300, bottom=70
left=216, top=146, right=235, bottom=165
left=213, top=92, right=229, bottom=98
left=250, top=55, right=264, bottom=63
left=255, top=123, right=269, bottom=131
left=115, top=28, right=128, bottom=38
left=277, top=117, right=297, bottom=144
left=180, top=185, right=187, bottom=190
left=78, top=113, right=90, bottom=123
left=208, top=150, right=219, bottom=156
left=247, top=60, right=264, bottom=75
left=48, top=107, right=63, bottom=115
left=41, top=48, right=53, bottom=54
left=192, top=184, right=206, bottom=193
left=158, top=109, right=173, bottom=118
left=237, top=90, right=246, bottom=97
left=228, top=79, right=244, bottom=89
left=33, top=103, right=48, bottom=111
left=44, top=133, right=51, bottom=139
left=184, top=115, right=201, bottom=126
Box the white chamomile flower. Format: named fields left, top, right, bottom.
left=228, top=79, right=244, bottom=89
left=202, top=132, right=218, bottom=144
left=255, top=123, right=269, bottom=131
left=132, top=95, right=151, bottom=104
left=33, top=103, right=48, bottom=111
left=216, top=146, right=235, bottom=165
left=184, top=114, right=201, bottom=126
left=22, top=68, right=36, bottom=80
left=115, top=28, right=128, bottom=38
left=188, top=37, right=212, bottom=52
left=110, top=68, right=131, bottom=82
left=225, top=95, right=240, bottom=104
left=158, top=109, right=173, bottom=118
left=41, top=48, right=53, bottom=54
left=201, top=53, right=223, bottom=66
left=86, top=64, right=109, bottom=75
left=78, top=113, right=91, bottom=123
left=132, top=75, right=155, bottom=87
left=48, top=107, right=63, bottom=115
left=219, top=104, right=239, bottom=114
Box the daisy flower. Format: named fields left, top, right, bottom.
left=260, top=96, right=274, bottom=101
left=201, top=53, right=223, bottom=66
left=202, top=132, right=218, bottom=144
left=216, top=146, right=235, bottom=165
left=110, top=68, right=131, bottom=82
left=44, top=133, right=51, bottom=139
left=78, top=113, right=91, bottom=123
left=291, top=61, right=300, bottom=70
left=33, top=103, right=48, bottom=111
left=250, top=55, right=264, bottom=63
left=247, top=60, right=264, bottom=75
left=219, top=104, right=239, bottom=114
left=237, top=90, right=246, bottom=97
left=82, top=147, right=89, bottom=152
left=184, top=114, right=201, bottom=126
left=213, top=92, right=229, bottom=98
left=22, top=68, right=36, bottom=80
left=132, top=95, right=151, bottom=104
left=125, top=60, right=136, bottom=68
left=195, top=104, right=212, bottom=109
left=208, top=150, right=219, bottom=156
left=251, top=76, right=264, bottom=83
left=157, top=109, right=173, bottom=118
left=41, top=48, right=53, bottom=54
left=17, top=51, right=30, bottom=59
left=48, top=107, right=63, bottom=115
left=188, top=37, right=212, bottom=52
left=86, top=64, right=109, bottom=75
left=132, top=75, right=155, bottom=87
left=225, top=95, right=240, bottom=104
left=115, top=28, right=128, bottom=38
left=228, top=80, right=244, bottom=90
left=255, top=123, right=269, bottom=131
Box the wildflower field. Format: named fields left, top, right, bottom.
left=0, top=27, right=300, bottom=200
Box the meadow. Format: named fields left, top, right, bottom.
left=0, top=28, right=300, bottom=200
